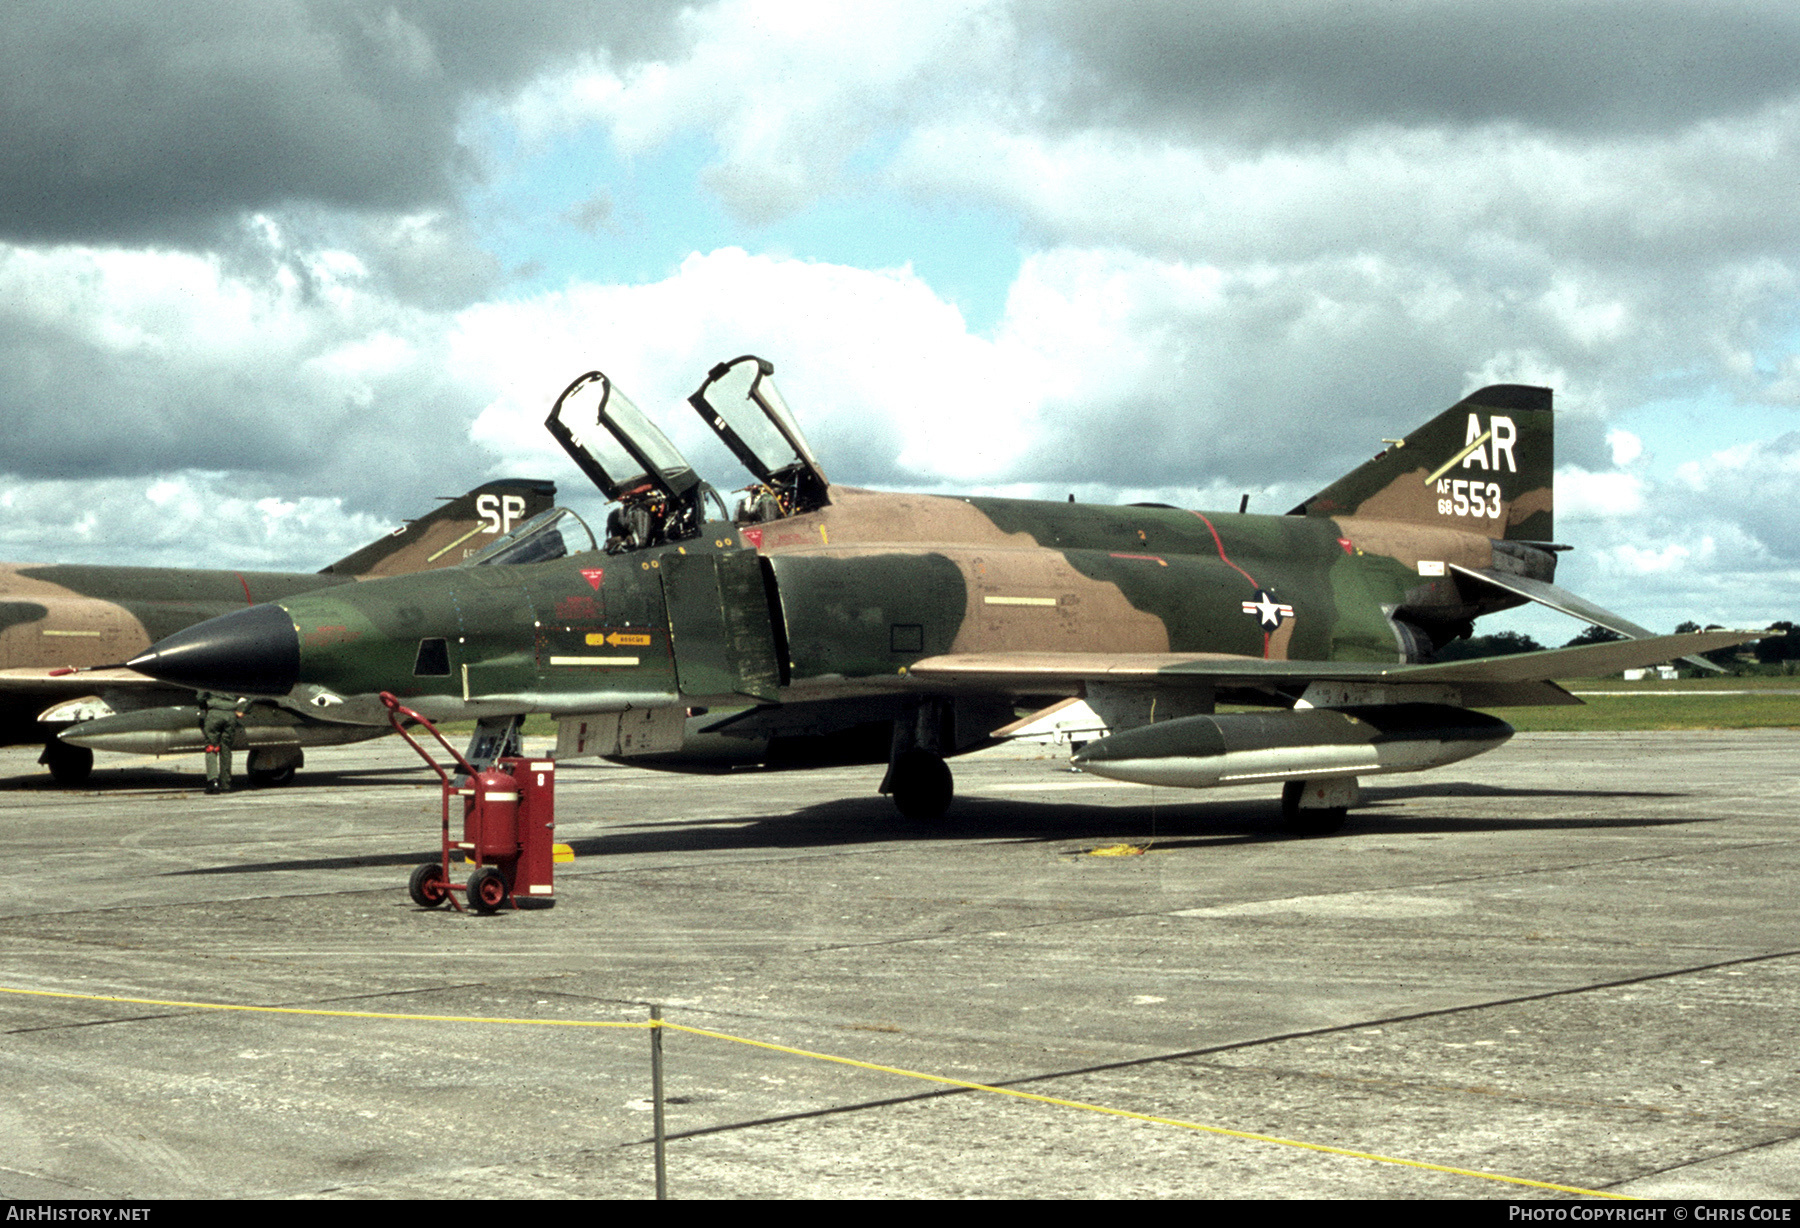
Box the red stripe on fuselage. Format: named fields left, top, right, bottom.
left=1189, top=511, right=1270, bottom=658
left=1188, top=511, right=1259, bottom=588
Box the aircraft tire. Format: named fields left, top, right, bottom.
left=1280, top=780, right=1347, bottom=836
left=41, top=741, right=93, bottom=788
left=467, top=866, right=509, bottom=914
left=247, top=748, right=303, bottom=787
left=408, top=863, right=449, bottom=909
left=889, top=749, right=953, bottom=822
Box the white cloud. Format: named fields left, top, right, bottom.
left=0, top=474, right=393, bottom=571
left=1557, top=467, right=1647, bottom=519
left=1606, top=428, right=1643, bottom=466
left=0, top=220, right=497, bottom=561
left=509, top=0, right=1017, bottom=222
left=456, top=246, right=1048, bottom=489
left=890, top=105, right=1800, bottom=269
left=1595, top=541, right=1698, bottom=575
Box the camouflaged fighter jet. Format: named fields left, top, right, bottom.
left=122, top=357, right=1756, bottom=830
left=1, top=479, right=553, bottom=785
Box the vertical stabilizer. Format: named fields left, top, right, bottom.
left=319, top=479, right=557, bottom=578
left=1290, top=385, right=1553, bottom=542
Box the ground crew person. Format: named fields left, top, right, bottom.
left=197, top=692, right=248, bottom=794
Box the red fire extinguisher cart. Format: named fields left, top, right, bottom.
left=380, top=692, right=559, bottom=913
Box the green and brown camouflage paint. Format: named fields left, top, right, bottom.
left=0, top=479, right=553, bottom=746
left=263, top=387, right=1555, bottom=726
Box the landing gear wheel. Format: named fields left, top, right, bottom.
left=467, top=865, right=510, bottom=914
left=888, top=749, right=953, bottom=822
left=408, top=863, right=449, bottom=909
left=1281, top=780, right=1347, bottom=836
left=41, top=741, right=92, bottom=788
left=247, top=748, right=302, bottom=788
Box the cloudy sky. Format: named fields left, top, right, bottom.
left=3, top=0, right=1798, bottom=638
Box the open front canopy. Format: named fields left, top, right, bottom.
left=545, top=371, right=701, bottom=503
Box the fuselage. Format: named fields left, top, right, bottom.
left=248, top=487, right=1532, bottom=725
left=0, top=562, right=358, bottom=744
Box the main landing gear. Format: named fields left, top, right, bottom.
left=1280, top=777, right=1358, bottom=836
left=247, top=747, right=304, bottom=788
left=887, top=748, right=954, bottom=821
left=882, top=699, right=955, bottom=821
left=39, top=740, right=92, bottom=788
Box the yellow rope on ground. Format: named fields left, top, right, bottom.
left=0, top=984, right=1629, bottom=1199
left=0, top=985, right=647, bottom=1030
left=661, top=1020, right=1629, bottom=1199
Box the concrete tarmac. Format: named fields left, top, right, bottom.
left=0, top=731, right=1796, bottom=1200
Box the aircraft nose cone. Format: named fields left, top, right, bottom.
left=127, top=603, right=301, bottom=695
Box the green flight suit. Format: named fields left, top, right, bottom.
left=198, top=692, right=246, bottom=793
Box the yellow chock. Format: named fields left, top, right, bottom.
left=1088, top=843, right=1148, bottom=857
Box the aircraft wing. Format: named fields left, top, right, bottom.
left=0, top=666, right=376, bottom=727
left=0, top=666, right=179, bottom=698
left=906, top=628, right=1762, bottom=707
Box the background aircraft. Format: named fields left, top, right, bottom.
left=1, top=479, right=553, bottom=785
left=124, top=358, right=1753, bottom=828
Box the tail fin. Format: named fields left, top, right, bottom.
left=1289, top=385, right=1553, bottom=542
left=318, top=479, right=557, bottom=578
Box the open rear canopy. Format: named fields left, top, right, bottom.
left=690, top=355, right=829, bottom=514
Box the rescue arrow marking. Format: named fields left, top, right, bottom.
left=586, top=632, right=651, bottom=647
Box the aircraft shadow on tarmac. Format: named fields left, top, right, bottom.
left=169, top=782, right=1707, bottom=878
left=4, top=761, right=1688, bottom=804
left=0, top=763, right=439, bottom=792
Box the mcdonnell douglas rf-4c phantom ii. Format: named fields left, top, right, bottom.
left=1, top=480, right=554, bottom=786
left=126, top=357, right=1754, bottom=830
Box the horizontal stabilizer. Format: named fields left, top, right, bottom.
left=1404, top=629, right=1758, bottom=682
left=1453, top=565, right=1723, bottom=673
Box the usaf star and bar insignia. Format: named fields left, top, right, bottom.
left=1241, top=589, right=1295, bottom=630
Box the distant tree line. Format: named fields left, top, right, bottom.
left=1433, top=620, right=1797, bottom=674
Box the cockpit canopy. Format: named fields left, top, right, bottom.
left=544, top=355, right=832, bottom=553
left=545, top=372, right=701, bottom=504
left=689, top=355, right=830, bottom=517
left=464, top=507, right=597, bottom=567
